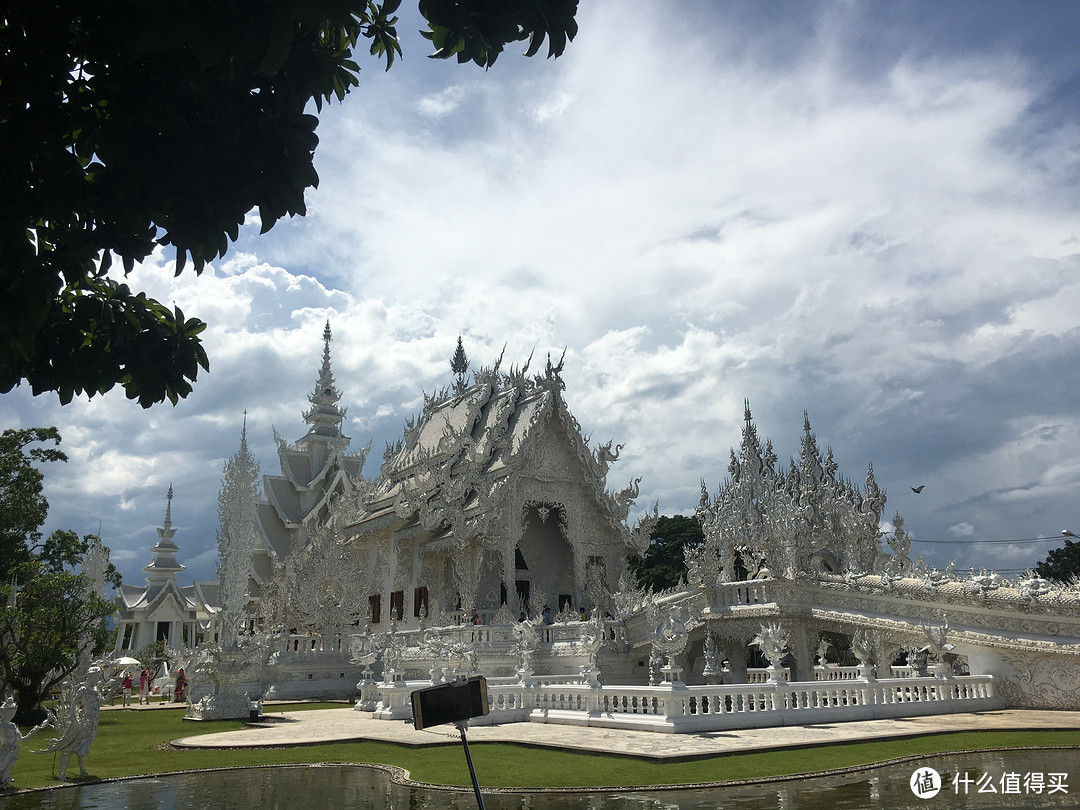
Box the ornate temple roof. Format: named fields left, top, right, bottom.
left=355, top=349, right=647, bottom=549
left=693, top=402, right=888, bottom=583
left=249, top=332, right=651, bottom=569
left=254, top=323, right=369, bottom=562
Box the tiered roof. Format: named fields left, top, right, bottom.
left=141, top=485, right=185, bottom=584
left=116, top=487, right=216, bottom=619
left=355, top=350, right=647, bottom=551
left=254, top=323, right=368, bottom=561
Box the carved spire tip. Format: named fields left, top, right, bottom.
left=450, top=335, right=469, bottom=379
left=164, top=484, right=174, bottom=529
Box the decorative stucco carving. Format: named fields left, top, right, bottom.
left=995, top=651, right=1080, bottom=710
left=217, top=419, right=260, bottom=649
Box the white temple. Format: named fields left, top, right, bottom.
left=113, top=487, right=220, bottom=653
left=142, top=325, right=1080, bottom=728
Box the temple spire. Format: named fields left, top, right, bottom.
left=162, top=484, right=174, bottom=534
left=450, top=335, right=469, bottom=389
left=143, top=485, right=185, bottom=585
left=240, top=409, right=251, bottom=456
left=300, top=321, right=347, bottom=443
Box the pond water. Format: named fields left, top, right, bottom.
left=1, top=748, right=1076, bottom=809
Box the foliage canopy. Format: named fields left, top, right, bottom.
left=628, top=515, right=704, bottom=592
left=1035, top=536, right=1080, bottom=583
left=0, top=0, right=578, bottom=407
left=0, top=428, right=118, bottom=723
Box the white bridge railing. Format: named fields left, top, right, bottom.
left=358, top=674, right=1003, bottom=733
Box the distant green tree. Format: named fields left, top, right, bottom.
left=1035, top=537, right=1080, bottom=583
left=136, top=641, right=171, bottom=681
left=0, top=427, right=66, bottom=578
left=0, top=428, right=118, bottom=723
left=1, top=0, right=579, bottom=407
left=628, top=515, right=704, bottom=591
left=0, top=566, right=115, bottom=723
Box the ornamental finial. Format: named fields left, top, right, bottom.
left=164, top=484, right=174, bottom=530
left=450, top=335, right=469, bottom=379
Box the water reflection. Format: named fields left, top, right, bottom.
left=1, top=749, right=1076, bottom=809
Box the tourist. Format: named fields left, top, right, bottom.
left=174, top=668, right=187, bottom=703
left=518, top=611, right=527, bottom=622
left=139, top=669, right=150, bottom=704
left=579, top=608, right=587, bottom=621
left=542, top=606, right=552, bottom=625
left=471, top=609, right=482, bottom=625
left=121, top=672, right=133, bottom=707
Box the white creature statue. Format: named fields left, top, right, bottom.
left=33, top=670, right=107, bottom=780
left=751, top=622, right=790, bottom=669
left=0, top=696, right=45, bottom=788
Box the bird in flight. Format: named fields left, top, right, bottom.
left=911, top=485, right=925, bottom=494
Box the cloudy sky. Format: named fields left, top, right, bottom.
left=5, top=1, right=1080, bottom=587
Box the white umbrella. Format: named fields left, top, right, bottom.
left=104, top=656, right=142, bottom=668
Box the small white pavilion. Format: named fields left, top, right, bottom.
left=112, top=487, right=220, bottom=654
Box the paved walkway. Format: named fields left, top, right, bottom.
left=171, top=709, right=1079, bottom=760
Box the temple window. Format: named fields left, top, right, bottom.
left=515, top=580, right=530, bottom=611
left=413, top=587, right=429, bottom=618
left=369, top=594, right=381, bottom=624
left=390, top=590, right=404, bottom=621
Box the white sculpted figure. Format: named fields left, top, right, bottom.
left=751, top=623, right=790, bottom=669
left=578, top=615, right=604, bottom=680
left=511, top=618, right=539, bottom=677
left=1016, top=573, right=1052, bottom=603
left=850, top=628, right=874, bottom=667
left=0, top=696, right=45, bottom=788
left=967, top=569, right=1002, bottom=597
left=815, top=637, right=831, bottom=667
left=652, top=606, right=689, bottom=682
left=34, top=671, right=107, bottom=780
left=0, top=697, right=19, bottom=788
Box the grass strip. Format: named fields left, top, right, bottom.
left=9, top=707, right=1079, bottom=792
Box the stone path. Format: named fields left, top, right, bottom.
left=172, top=709, right=1080, bottom=760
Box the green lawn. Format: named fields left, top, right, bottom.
left=8, top=705, right=1079, bottom=793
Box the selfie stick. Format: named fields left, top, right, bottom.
left=456, top=719, right=486, bottom=810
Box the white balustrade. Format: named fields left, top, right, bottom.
left=269, top=633, right=350, bottom=655
left=370, top=674, right=1003, bottom=732
left=710, top=581, right=770, bottom=607
left=747, top=667, right=790, bottom=683
left=813, top=665, right=861, bottom=681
